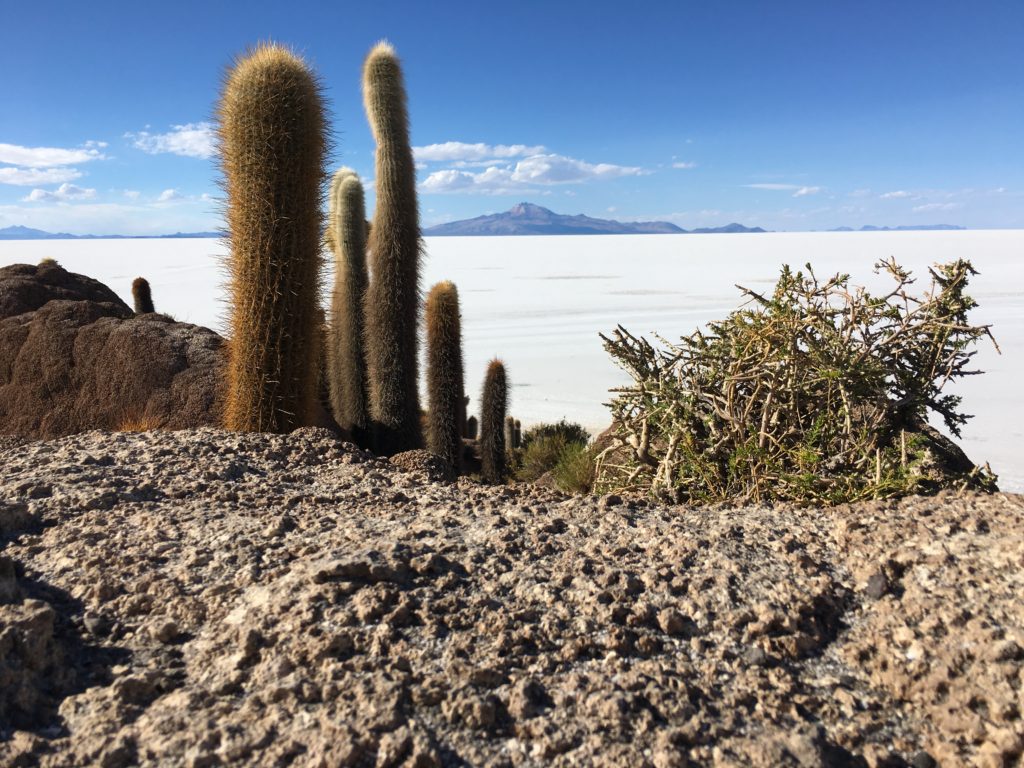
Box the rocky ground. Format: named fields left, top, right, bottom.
left=0, top=427, right=1021, bottom=767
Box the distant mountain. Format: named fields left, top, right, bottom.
left=0, top=226, right=220, bottom=241
left=828, top=224, right=965, bottom=232
left=424, top=203, right=684, bottom=236
left=691, top=223, right=767, bottom=234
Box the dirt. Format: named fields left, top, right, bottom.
left=1, top=426, right=1021, bottom=767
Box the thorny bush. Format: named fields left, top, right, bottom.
left=596, top=259, right=998, bottom=504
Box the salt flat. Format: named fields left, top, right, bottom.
left=2, top=230, right=1021, bottom=490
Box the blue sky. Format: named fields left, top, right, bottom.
left=1, top=0, right=1021, bottom=234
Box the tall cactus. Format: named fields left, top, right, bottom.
left=480, top=359, right=509, bottom=483
left=131, top=277, right=155, bottom=314
left=326, top=167, right=369, bottom=436
left=217, top=43, right=326, bottom=433
left=362, top=41, right=422, bottom=455
left=466, top=415, right=478, bottom=440
left=425, top=281, right=465, bottom=474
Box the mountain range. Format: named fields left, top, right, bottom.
left=0, top=226, right=220, bottom=241
left=0, top=212, right=966, bottom=241
left=828, top=224, right=965, bottom=232
left=423, top=203, right=766, bottom=236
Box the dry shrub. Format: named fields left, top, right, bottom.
left=597, top=259, right=998, bottom=504
left=116, top=415, right=166, bottom=432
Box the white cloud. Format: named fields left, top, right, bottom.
left=413, top=142, right=545, bottom=163
left=880, top=190, right=912, bottom=199
left=123, top=189, right=141, bottom=199
left=21, top=183, right=97, bottom=202
left=672, top=161, right=697, bottom=169
left=157, top=188, right=183, bottom=202
left=421, top=153, right=645, bottom=195
left=744, top=183, right=800, bottom=191
left=0, top=166, right=83, bottom=186
left=0, top=142, right=106, bottom=167
left=848, top=189, right=872, bottom=198
left=127, top=122, right=216, bottom=159
left=912, top=202, right=960, bottom=212
left=512, top=154, right=644, bottom=183
left=744, top=183, right=821, bottom=198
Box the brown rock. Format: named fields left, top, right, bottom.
left=0, top=262, right=223, bottom=438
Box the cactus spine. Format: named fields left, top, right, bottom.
left=326, top=167, right=369, bottom=435
left=217, top=44, right=326, bottom=433
left=480, top=359, right=509, bottom=483
left=425, top=281, right=465, bottom=474
left=362, top=41, right=423, bottom=455
left=131, top=277, right=155, bottom=314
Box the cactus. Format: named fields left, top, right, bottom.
left=504, top=415, right=516, bottom=453
left=480, top=359, right=509, bottom=483
left=217, top=43, right=326, bottom=433
left=514, top=419, right=522, bottom=449
left=326, top=167, right=369, bottom=435
left=362, top=41, right=423, bottom=455
left=131, top=277, right=155, bottom=314
left=425, top=281, right=465, bottom=474
left=466, top=415, right=478, bottom=440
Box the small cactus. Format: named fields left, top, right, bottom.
left=480, top=359, right=509, bottom=483
left=504, top=415, right=516, bottom=453
left=425, top=281, right=465, bottom=475
left=217, top=43, right=326, bottom=433
left=362, top=41, right=422, bottom=455
left=514, top=419, right=522, bottom=449
left=466, top=415, right=478, bottom=440
left=131, top=277, right=155, bottom=314
left=326, top=167, right=369, bottom=436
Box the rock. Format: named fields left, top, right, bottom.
left=0, top=556, right=21, bottom=604
left=152, top=619, right=180, bottom=643
left=743, top=646, right=770, bottom=667
left=390, top=449, right=454, bottom=482
left=658, top=608, right=687, bottom=636
left=0, top=426, right=1021, bottom=766
left=0, top=260, right=127, bottom=320
left=508, top=678, right=548, bottom=720
left=909, top=751, right=936, bottom=768
left=863, top=571, right=889, bottom=600
left=0, top=501, right=36, bottom=537
left=0, top=262, right=224, bottom=438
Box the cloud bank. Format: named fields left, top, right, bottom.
left=22, top=183, right=97, bottom=202
left=0, top=140, right=107, bottom=188
left=127, top=123, right=216, bottom=159
left=418, top=141, right=646, bottom=195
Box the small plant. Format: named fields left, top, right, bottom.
left=132, top=277, right=155, bottom=314
left=516, top=420, right=592, bottom=486
left=597, top=259, right=998, bottom=504
left=552, top=442, right=596, bottom=494
left=465, top=415, right=478, bottom=440
left=521, top=419, right=591, bottom=450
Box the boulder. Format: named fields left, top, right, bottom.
left=0, top=262, right=224, bottom=438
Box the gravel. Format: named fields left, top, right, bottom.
left=1, top=426, right=1021, bottom=767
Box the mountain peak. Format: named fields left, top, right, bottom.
left=509, top=202, right=553, bottom=217
left=425, top=204, right=684, bottom=236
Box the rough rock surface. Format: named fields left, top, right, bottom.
left=0, top=427, right=1021, bottom=767
left=0, top=262, right=223, bottom=438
